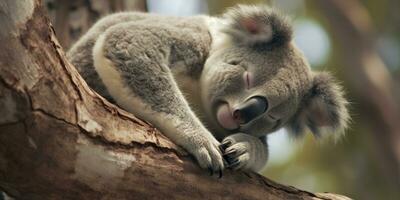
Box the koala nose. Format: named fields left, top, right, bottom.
left=233, top=96, right=268, bottom=124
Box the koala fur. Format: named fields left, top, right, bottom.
left=67, top=5, right=349, bottom=174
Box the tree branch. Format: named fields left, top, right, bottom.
left=0, top=0, right=351, bottom=199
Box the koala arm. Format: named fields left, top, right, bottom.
left=220, top=133, right=268, bottom=172
left=92, top=22, right=224, bottom=173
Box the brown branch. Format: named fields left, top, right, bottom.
left=0, top=0, right=351, bottom=199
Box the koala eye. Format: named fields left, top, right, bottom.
left=243, top=71, right=253, bottom=89
left=227, top=60, right=240, bottom=65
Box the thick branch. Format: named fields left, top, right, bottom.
left=0, top=0, right=351, bottom=199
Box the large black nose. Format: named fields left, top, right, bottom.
left=233, top=96, right=268, bottom=124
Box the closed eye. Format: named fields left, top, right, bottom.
left=243, top=71, right=253, bottom=89
left=227, top=60, right=240, bottom=65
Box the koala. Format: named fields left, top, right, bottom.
left=67, top=5, right=349, bottom=175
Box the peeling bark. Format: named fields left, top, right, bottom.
left=0, top=0, right=352, bottom=199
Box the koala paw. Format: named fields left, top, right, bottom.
left=219, top=133, right=268, bottom=172
left=189, top=136, right=225, bottom=177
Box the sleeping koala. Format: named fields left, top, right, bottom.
left=67, top=5, right=349, bottom=175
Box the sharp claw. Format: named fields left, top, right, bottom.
left=227, top=159, right=240, bottom=169
left=219, top=140, right=232, bottom=151
left=223, top=149, right=237, bottom=156
left=222, top=158, right=229, bottom=166
left=224, top=155, right=236, bottom=163
left=208, top=167, right=213, bottom=176
left=229, top=163, right=239, bottom=169
left=218, top=169, right=223, bottom=178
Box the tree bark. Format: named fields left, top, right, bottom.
left=0, top=0, right=351, bottom=199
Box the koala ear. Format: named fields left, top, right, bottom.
left=222, top=5, right=292, bottom=47
left=287, top=72, right=350, bottom=138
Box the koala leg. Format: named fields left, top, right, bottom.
left=92, top=33, right=224, bottom=174
left=220, top=133, right=268, bottom=172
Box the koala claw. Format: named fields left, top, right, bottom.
left=219, top=140, right=232, bottom=151
left=222, top=143, right=248, bottom=169
left=191, top=140, right=225, bottom=177
left=220, top=133, right=268, bottom=172
left=208, top=167, right=213, bottom=176
left=207, top=164, right=223, bottom=178
left=227, top=159, right=240, bottom=169
left=223, top=149, right=237, bottom=156
left=218, top=169, right=223, bottom=178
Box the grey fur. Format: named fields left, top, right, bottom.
left=102, top=16, right=211, bottom=115
left=68, top=5, right=349, bottom=172
left=287, top=72, right=350, bottom=137
left=68, top=12, right=150, bottom=102
left=223, top=5, right=292, bottom=48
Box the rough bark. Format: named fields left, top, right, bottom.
left=0, top=0, right=351, bottom=199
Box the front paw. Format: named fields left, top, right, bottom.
left=220, top=139, right=251, bottom=170
left=220, top=133, right=268, bottom=172
left=189, top=137, right=225, bottom=177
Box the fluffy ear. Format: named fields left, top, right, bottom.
left=222, top=5, right=292, bottom=47
left=287, top=72, right=350, bottom=138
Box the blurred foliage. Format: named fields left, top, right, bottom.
left=207, top=1, right=399, bottom=200
left=257, top=1, right=400, bottom=200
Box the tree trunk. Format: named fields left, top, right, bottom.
left=0, top=0, right=351, bottom=199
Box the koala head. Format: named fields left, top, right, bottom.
left=200, top=5, right=349, bottom=139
